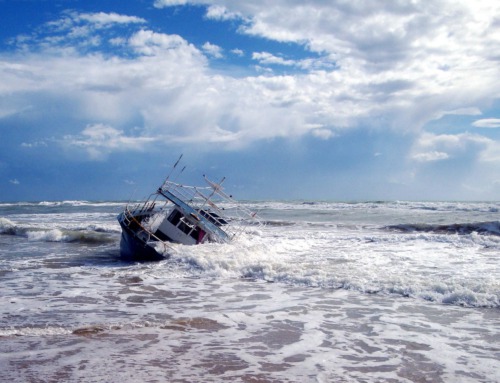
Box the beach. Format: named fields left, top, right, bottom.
left=1, top=201, right=499, bottom=382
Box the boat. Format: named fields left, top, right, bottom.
left=117, top=157, right=261, bottom=261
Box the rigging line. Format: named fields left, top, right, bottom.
left=162, top=154, right=184, bottom=187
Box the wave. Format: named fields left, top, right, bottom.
left=74, top=224, right=121, bottom=234
left=0, top=218, right=117, bottom=244
left=174, top=258, right=500, bottom=308
left=0, top=217, right=14, bottom=232
left=0, top=325, right=72, bottom=337
left=0, top=201, right=125, bottom=208
left=38, top=200, right=124, bottom=207
left=385, top=221, right=500, bottom=236
left=27, top=229, right=117, bottom=244
left=261, top=220, right=296, bottom=227
left=160, top=239, right=500, bottom=309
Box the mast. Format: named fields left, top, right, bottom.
left=161, top=154, right=183, bottom=188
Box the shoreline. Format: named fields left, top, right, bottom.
left=2, top=280, right=498, bottom=382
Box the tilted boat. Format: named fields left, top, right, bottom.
left=117, top=158, right=261, bottom=261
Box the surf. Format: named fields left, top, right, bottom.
left=0, top=217, right=117, bottom=245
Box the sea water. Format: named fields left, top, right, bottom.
left=0, top=200, right=498, bottom=382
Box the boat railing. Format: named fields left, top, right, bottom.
left=121, top=205, right=167, bottom=247
left=123, top=175, right=263, bottom=244
left=160, top=180, right=262, bottom=241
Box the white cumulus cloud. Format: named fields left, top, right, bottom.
left=62, top=123, right=156, bottom=160
left=411, top=132, right=496, bottom=163
left=412, top=151, right=449, bottom=163
left=2, top=1, right=500, bottom=161
left=202, top=42, right=223, bottom=58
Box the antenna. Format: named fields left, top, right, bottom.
left=161, top=154, right=183, bottom=187
left=172, top=165, right=186, bottom=183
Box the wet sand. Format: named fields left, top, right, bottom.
left=1, top=278, right=498, bottom=382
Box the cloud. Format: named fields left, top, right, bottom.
left=443, top=107, right=482, bottom=116
left=479, top=141, right=500, bottom=162
left=154, top=0, right=189, bottom=7
left=202, top=42, right=223, bottom=58
left=311, top=128, right=334, bottom=140
left=472, top=118, right=500, bottom=128
left=10, top=10, right=146, bottom=54
left=9, top=179, right=20, bottom=185
left=252, top=52, right=296, bottom=66
left=2, top=2, right=500, bottom=161
left=62, top=123, right=156, bottom=160
left=412, top=151, right=449, bottom=163
left=21, top=141, right=48, bottom=148
left=129, top=29, right=197, bottom=56
left=75, top=12, right=146, bottom=26
left=44, top=11, right=146, bottom=34
left=251, top=51, right=334, bottom=71
left=410, top=132, right=495, bottom=163
left=151, top=1, right=500, bottom=127
left=0, top=104, right=32, bottom=119
left=205, top=5, right=241, bottom=21
left=231, top=48, right=244, bottom=56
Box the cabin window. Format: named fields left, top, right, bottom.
left=200, top=210, right=227, bottom=226
left=190, top=226, right=201, bottom=240
left=178, top=219, right=192, bottom=235
left=168, top=210, right=183, bottom=226
left=168, top=209, right=197, bottom=237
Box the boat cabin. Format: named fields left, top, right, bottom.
left=117, top=157, right=262, bottom=261
left=152, top=207, right=206, bottom=245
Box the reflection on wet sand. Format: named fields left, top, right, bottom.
left=2, top=278, right=498, bottom=382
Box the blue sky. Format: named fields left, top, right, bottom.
left=1, top=0, right=499, bottom=202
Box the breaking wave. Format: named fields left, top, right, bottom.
left=385, top=221, right=500, bottom=236
left=37, top=200, right=125, bottom=207
left=0, top=201, right=125, bottom=208
left=261, top=220, right=296, bottom=227
left=0, top=218, right=117, bottom=244
left=0, top=218, right=16, bottom=235
left=161, top=237, right=500, bottom=309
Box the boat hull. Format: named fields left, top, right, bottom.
left=118, top=218, right=167, bottom=262
left=115, top=170, right=260, bottom=260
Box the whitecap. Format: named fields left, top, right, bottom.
left=0, top=217, right=16, bottom=234
left=27, top=229, right=66, bottom=242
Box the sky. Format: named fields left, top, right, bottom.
left=1, top=0, right=500, bottom=202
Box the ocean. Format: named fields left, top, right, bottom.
left=0, top=200, right=498, bottom=382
